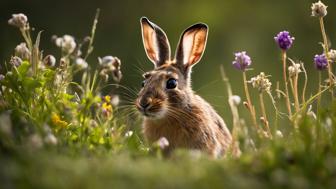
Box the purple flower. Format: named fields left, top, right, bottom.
left=274, top=31, right=295, bottom=50
left=232, top=51, right=252, bottom=71
left=314, top=54, right=328, bottom=70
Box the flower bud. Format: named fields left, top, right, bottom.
left=55, top=35, right=76, bottom=54
left=249, top=72, right=272, bottom=92
left=15, top=42, right=30, bottom=60
left=8, top=13, right=28, bottom=28
left=328, top=49, right=336, bottom=63
left=9, top=56, right=23, bottom=67
left=43, top=55, right=56, bottom=67
left=75, top=58, right=88, bottom=70
left=229, top=95, right=241, bottom=106
left=232, top=51, right=251, bottom=71
left=288, top=63, right=301, bottom=77
left=311, top=1, right=327, bottom=18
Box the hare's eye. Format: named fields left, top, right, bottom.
left=166, top=78, right=177, bottom=89
left=141, top=80, right=146, bottom=87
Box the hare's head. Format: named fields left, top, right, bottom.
left=136, top=17, right=208, bottom=119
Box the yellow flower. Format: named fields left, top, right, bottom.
left=104, top=95, right=111, bottom=103
left=102, top=102, right=113, bottom=117
left=51, top=113, right=68, bottom=128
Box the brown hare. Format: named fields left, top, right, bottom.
left=136, top=17, right=235, bottom=157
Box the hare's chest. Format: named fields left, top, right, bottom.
left=142, top=120, right=192, bottom=148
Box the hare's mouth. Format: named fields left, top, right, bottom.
left=137, top=105, right=167, bottom=119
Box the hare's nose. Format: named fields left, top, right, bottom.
left=140, top=98, right=152, bottom=110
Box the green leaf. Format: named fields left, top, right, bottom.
left=17, top=61, right=30, bottom=77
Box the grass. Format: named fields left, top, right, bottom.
left=1, top=2, right=336, bottom=188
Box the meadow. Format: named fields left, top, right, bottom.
left=1, top=1, right=336, bottom=188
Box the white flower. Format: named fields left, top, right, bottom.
left=55, top=35, right=76, bottom=54
left=43, top=55, right=56, bottom=67
left=311, top=1, right=327, bottom=17
left=125, top=131, right=133, bottom=138
left=9, top=56, right=22, bottom=67
left=8, top=13, right=28, bottom=28
left=229, top=95, right=241, bottom=106
left=276, top=130, right=283, bottom=138
left=249, top=72, right=272, bottom=92
left=328, top=49, right=336, bottom=63
left=15, top=42, right=30, bottom=60
left=288, top=63, right=302, bottom=77
left=157, top=137, right=169, bottom=149
left=75, top=58, right=88, bottom=70
left=111, top=95, right=120, bottom=107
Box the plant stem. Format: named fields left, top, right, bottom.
left=243, top=72, right=259, bottom=132
left=282, top=50, right=292, bottom=117
left=293, top=74, right=300, bottom=112
left=319, top=17, right=334, bottom=99
left=259, top=92, right=272, bottom=138
left=317, top=71, right=322, bottom=120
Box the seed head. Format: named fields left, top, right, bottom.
left=43, top=55, right=56, bottom=67
left=328, top=49, right=336, bottom=63
left=229, top=95, right=241, bottom=106
left=249, top=72, right=272, bottom=92
left=75, top=58, right=88, bottom=70
left=232, top=51, right=252, bottom=71
left=8, top=13, right=28, bottom=29
left=55, top=35, right=76, bottom=54
left=311, top=1, right=327, bottom=18
left=288, top=63, right=302, bottom=77
left=98, top=56, right=122, bottom=82
left=274, top=31, right=295, bottom=50
left=15, top=43, right=30, bottom=60
left=314, top=54, right=328, bottom=70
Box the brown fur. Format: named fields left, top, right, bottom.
left=137, top=17, right=238, bottom=157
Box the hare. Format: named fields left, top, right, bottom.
left=136, top=17, right=236, bottom=157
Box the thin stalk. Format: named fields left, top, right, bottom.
left=243, top=72, right=259, bottom=131
left=220, top=65, right=241, bottom=157
left=282, top=50, right=292, bottom=117
left=84, top=9, right=100, bottom=60
left=317, top=71, right=322, bottom=120
left=293, top=74, right=300, bottom=112
left=319, top=17, right=334, bottom=99
left=301, top=63, right=308, bottom=103
left=259, top=92, right=272, bottom=138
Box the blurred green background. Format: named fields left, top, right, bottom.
left=1, top=0, right=336, bottom=127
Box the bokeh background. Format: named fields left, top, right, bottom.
left=1, top=0, right=336, bottom=127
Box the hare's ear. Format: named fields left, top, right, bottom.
left=140, top=17, right=171, bottom=67
left=175, top=23, right=208, bottom=71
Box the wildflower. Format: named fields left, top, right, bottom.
left=276, top=130, right=283, bottom=138
left=8, top=13, right=28, bottom=29
left=102, top=102, right=113, bottom=117
left=274, top=31, right=295, bottom=50
left=104, top=95, right=111, bottom=103
left=156, top=137, right=169, bottom=149
left=14, top=42, right=30, bottom=60
left=55, top=35, right=76, bottom=54
left=75, top=58, right=88, bottom=70
left=288, top=63, right=302, bottom=77
left=98, top=56, right=122, bottom=82
left=249, top=72, right=272, bottom=92
left=9, top=56, right=23, bottom=67
left=51, top=113, right=68, bottom=128
left=232, top=51, right=251, bottom=71
left=0, top=74, right=5, bottom=81
left=311, top=1, right=327, bottom=17
left=125, top=131, right=133, bottom=138
left=314, top=54, right=328, bottom=70
left=328, top=49, right=336, bottom=63
left=229, top=95, right=241, bottom=106
left=44, top=133, right=58, bottom=145
left=110, top=95, right=120, bottom=107
left=43, top=55, right=56, bottom=67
